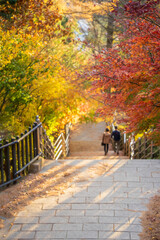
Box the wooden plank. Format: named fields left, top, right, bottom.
left=16, top=136, right=21, bottom=171
left=21, top=133, right=25, bottom=174
left=4, top=140, right=11, bottom=182
left=11, top=138, right=17, bottom=180
left=0, top=143, right=4, bottom=184
left=29, top=127, right=32, bottom=162
left=33, top=123, right=36, bottom=158
left=25, top=130, right=29, bottom=172
left=138, top=138, right=141, bottom=159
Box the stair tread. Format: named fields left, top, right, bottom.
left=69, top=122, right=126, bottom=158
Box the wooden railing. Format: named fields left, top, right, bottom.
left=0, top=116, right=70, bottom=188
left=42, top=127, right=54, bottom=159
left=124, top=136, right=131, bottom=158
left=108, top=124, right=159, bottom=159
left=54, top=123, right=70, bottom=161
left=133, top=135, right=160, bottom=159
left=123, top=134, right=160, bottom=159
left=0, top=118, right=43, bottom=188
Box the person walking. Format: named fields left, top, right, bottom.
left=102, top=128, right=111, bottom=155
left=111, top=126, right=121, bottom=155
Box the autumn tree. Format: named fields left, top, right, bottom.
left=0, top=0, right=90, bottom=138
left=86, top=0, right=160, bottom=143
left=64, top=0, right=118, bottom=53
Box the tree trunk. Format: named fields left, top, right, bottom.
left=107, top=13, right=114, bottom=49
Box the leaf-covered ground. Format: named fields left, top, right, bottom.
left=0, top=160, right=159, bottom=240
left=0, top=160, right=110, bottom=228
left=140, top=194, right=160, bottom=240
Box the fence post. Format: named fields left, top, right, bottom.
left=35, top=116, right=40, bottom=156
left=4, top=140, right=11, bottom=182
left=29, top=127, right=32, bottom=162
left=124, top=132, right=126, bottom=144
left=123, top=132, right=126, bottom=155
left=144, top=136, right=147, bottom=159
left=128, top=138, right=131, bottom=158
left=0, top=143, right=4, bottom=184
left=11, top=138, right=17, bottom=181
left=51, top=140, right=54, bottom=158
left=16, top=136, right=21, bottom=171
left=150, top=140, right=153, bottom=159
left=25, top=130, right=29, bottom=172
left=124, top=142, right=126, bottom=156
left=33, top=123, right=36, bottom=157
left=124, top=140, right=127, bottom=156
left=43, top=129, right=47, bottom=159
left=130, top=134, right=135, bottom=160
left=133, top=141, right=136, bottom=159
left=39, top=126, right=43, bottom=157
left=49, top=139, right=54, bottom=159
left=21, top=133, right=25, bottom=172
left=138, top=137, right=141, bottom=159
left=126, top=139, right=128, bottom=156
left=47, top=139, right=51, bottom=159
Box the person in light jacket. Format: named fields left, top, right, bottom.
left=102, top=128, right=111, bottom=155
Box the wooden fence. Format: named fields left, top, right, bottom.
left=133, top=135, right=160, bottom=159
left=123, top=138, right=131, bottom=157
left=102, top=124, right=159, bottom=159
left=123, top=134, right=160, bottom=159
left=0, top=116, right=70, bottom=189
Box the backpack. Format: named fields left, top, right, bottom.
left=112, top=130, right=121, bottom=141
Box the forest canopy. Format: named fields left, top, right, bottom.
left=0, top=0, right=160, bottom=144
left=0, top=0, right=91, bottom=138
left=80, top=0, right=160, bottom=143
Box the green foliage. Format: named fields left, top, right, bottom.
left=0, top=0, right=91, bottom=139
left=61, top=16, right=68, bottom=27
left=9, top=0, right=17, bottom=4
left=79, top=110, right=96, bottom=123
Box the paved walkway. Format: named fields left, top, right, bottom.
left=70, top=122, right=107, bottom=153
left=3, top=157, right=160, bottom=240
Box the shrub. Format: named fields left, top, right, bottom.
left=139, top=194, right=160, bottom=240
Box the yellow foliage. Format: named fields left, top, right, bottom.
left=0, top=0, right=96, bottom=138
left=65, top=0, right=116, bottom=19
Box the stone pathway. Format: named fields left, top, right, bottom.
left=70, top=122, right=107, bottom=153
left=69, top=121, right=124, bottom=157
left=3, top=158, right=160, bottom=240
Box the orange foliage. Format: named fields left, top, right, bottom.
left=86, top=0, right=160, bottom=142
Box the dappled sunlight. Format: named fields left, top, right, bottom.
left=1, top=0, right=159, bottom=238
left=100, top=186, right=115, bottom=200
left=3, top=157, right=160, bottom=240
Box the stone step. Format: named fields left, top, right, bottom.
left=69, top=122, right=126, bottom=158
left=69, top=150, right=127, bottom=158
left=70, top=122, right=106, bottom=142
left=70, top=141, right=113, bottom=152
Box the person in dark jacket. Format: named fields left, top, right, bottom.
left=111, top=126, right=121, bottom=155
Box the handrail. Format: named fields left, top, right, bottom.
left=41, top=127, right=54, bottom=159
left=0, top=116, right=45, bottom=188
left=133, top=134, right=160, bottom=159
left=53, top=128, right=70, bottom=161
left=15, top=152, right=42, bottom=176
left=54, top=133, right=63, bottom=147
left=0, top=176, right=21, bottom=188
left=0, top=118, right=71, bottom=188
left=0, top=123, right=42, bottom=149
left=55, top=150, right=63, bottom=161
left=54, top=139, right=62, bottom=152
left=65, top=134, right=69, bottom=145
left=54, top=145, right=62, bottom=157
left=54, top=133, right=64, bottom=161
